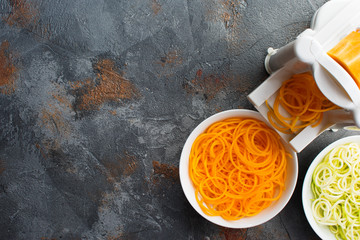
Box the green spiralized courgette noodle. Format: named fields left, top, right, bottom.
left=311, top=143, right=360, bottom=240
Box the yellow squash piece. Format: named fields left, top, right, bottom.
left=328, top=31, right=360, bottom=89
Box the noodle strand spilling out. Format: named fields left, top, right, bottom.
left=266, top=72, right=339, bottom=134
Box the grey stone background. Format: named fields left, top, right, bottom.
left=0, top=0, right=356, bottom=239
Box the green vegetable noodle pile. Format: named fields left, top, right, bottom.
left=311, top=142, right=360, bottom=240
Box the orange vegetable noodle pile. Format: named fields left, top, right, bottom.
left=189, top=118, right=288, bottom=220
left=266, top=72, right=339, bottom=134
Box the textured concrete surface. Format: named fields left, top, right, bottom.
left=0, top=0, right=357, bottom=239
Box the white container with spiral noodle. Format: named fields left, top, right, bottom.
left=302, top=135, right=360, bottom=240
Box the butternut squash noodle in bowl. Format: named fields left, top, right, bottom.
left=179, top=109, right=298, bottom=228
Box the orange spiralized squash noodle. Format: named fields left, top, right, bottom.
left=266, top=72, right=339, bottom=134
left=189, top=117, right=289, bottom=220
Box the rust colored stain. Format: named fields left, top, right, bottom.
left=121, top=153, right=138, bottom=176
left=70, top=77, right=94, bottom=90
left=107, top=234, right=125, bottom=240
left=52, top=92, right=72, bottom=110
left=196, top=68, right=203, bottom=78
left=0, top=160, right=5, bottom=174
left=221, top=0, right=246, bottom=29
left=3, top=0, right=39, bottom=29
left=0, top=41, right=18, bottom=95
left=205, top=0, right=246, bottom=28
left=151, top=161, right=179, bottom=184
left=37, top=83, right=72, bottom=154
left=103, top=152, right=139, bottom=184
left=3, top=0, right=52, bottom=39
left=205, top=0, right=247, bottom=51
left=98, top=192, right=112, bottom=213
left=158, top=50, right=182, bottom=68
left=35, top=138, right=61, bottom=161
left=222, top=0, right=247, bottom=51
left=220, top=227, right=247, bottom=240
left=72, top=59, right=140, bottom=111
left=184, top=69, right=230, bottom=101
left=152, top=0, right=162, bottom=15
left=39, top=106, right=71, bottom=138
left=109, top=110, right=117, bottom=116
left=156, top=50, right=183, bottom=79
left=235, top=74, right=252, bottom=94
left=35, top=143, right=48, bottom=160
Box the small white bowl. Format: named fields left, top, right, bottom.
left=302, top=135, right=360, bottom=240
left=179, top=109, right=298, bottom=228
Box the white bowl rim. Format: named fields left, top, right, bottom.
left=302, top=135, right=360, bottom=240
left=179, top=109, right=299, bottom=228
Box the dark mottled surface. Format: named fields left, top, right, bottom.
left=0, top=0, right=357, bottom=239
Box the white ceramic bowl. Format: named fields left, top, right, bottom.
left=179, top=109, right=298, bottom=228
left=302, top=135, right=360, bottom=240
